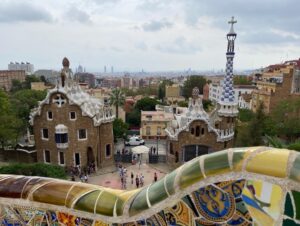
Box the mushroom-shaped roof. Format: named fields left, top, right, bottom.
left=62, top=57, right=70, bottom=68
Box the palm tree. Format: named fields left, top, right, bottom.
left=109, top=88, right=125, bottom=119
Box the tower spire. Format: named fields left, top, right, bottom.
left=218, top=17, right=239, bottom=117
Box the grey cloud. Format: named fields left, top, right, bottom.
left=241, top=30, right=300, bottom=45
left=0, top=2, right=53, bottom=23
left=66, top=6, right=91, bottom=24
left=135, top=42, right=148, bottom=51
left=142, top=19, right=173, bottom=32
left=181, top=0, right=300, bottom=36
left=156, top=36, right=201, bottom=54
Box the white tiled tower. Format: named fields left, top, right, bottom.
left=218, top=16, right=239, bottom=117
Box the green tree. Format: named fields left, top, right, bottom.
left=233, top=76, right=252, bottom=85
left=109, top=88, right=125, bottom=119
left=0, top=90, right=23, bottom=148
left=178, top=100, right=188, bottom=107
left=135, top=97, right=159, bottom=111
left=238, top=109, right=254, bottom=122
left=23, top=75, right=41, bottom=89
left=10, top=79, right=23, bottom=92
left=203, top=99, right=212, bottom=111
left=126, top=110, right=141, bottom=127
left=182, top=75, right=206, bottom=99
left=10, top=89, right=47, bottom=132
left=113, top=118, right=129, bottom=141
left=270, top=98, right=300, bottom=142
left=235, top=103, right=266, bottom=147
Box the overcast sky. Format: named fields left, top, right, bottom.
left=0, top=0, right=299, bottom=72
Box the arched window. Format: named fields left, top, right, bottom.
left=175, top=151, right=179, bottom=163
left=170, top=143, right=174, bottom=155
left=201, top=128, right=205, bottom=135
left=106, top=144, right=111, bottom=157
left=191, top=128, right=195, bottom=135
left=195, top=126, right=200, bottom=137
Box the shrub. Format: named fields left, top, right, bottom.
left=0, top=163, right=67, bottom=179
left=287, top=142, right=300, bottom=152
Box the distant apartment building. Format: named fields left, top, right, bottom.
left=140, top=110, right=174, bottom=139
left=100, top=78, right=121, bottom=88
left=34, top=70, right=60, bottom=85
left=75, top=72, right=96, bottom=88
left=121, top=75, right=134, bottom=89
left=252, top=59, right=300, bottom=114
left=203, top=83, right=210, bottom=100
left=165, top=84, right=185, bottom=104
left=8, top=62, right=34, bottom=74
left=209, top=82, right=255, bottom=109
left=0, top=70, right=26, bottom=91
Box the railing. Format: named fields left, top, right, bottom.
left=0, top=147, right=299, bottom=225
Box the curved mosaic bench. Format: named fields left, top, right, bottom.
left=0, top=147, right=300, bottom=225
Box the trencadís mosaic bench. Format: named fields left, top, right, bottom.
left=0, top=147, right=299, bottom=225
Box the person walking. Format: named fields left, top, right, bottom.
left=136, top=175, right=139, bottom=188
left=131, top=172, right=134, bottom=184
left=154, top=172, right=158, bottom=182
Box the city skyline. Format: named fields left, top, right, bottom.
left=0, top=0, right=299, bottom=72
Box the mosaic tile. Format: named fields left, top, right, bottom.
left=74, top=190, right=100, bottom=214
left=290, top=155, right=300, bottom=183
left=292, top=190, right=300, bottom=220
left=148, top=178, right=168, bottom=206
left=129, top=187, right=149, bottom=216
left=164, top=169, right=177, bottom=195
left=179, top=158, right=203, bottom=189
left=284, top=192, right=294, bottom=218
left=204, top=150, right=231, bottom=177
left=95, top=191, right=118, bottom=216
left=246, top=149, right=289, bottom=178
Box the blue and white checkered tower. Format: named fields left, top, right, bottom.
left=218, top=17, right=239, bottom=117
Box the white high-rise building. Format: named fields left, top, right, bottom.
left=8, top=62, right=34, bottom=74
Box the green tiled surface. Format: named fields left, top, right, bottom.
left=165, top=169, right=177, bottom=195
left=115, top=198, right=125, bottom=216
left=290, top=155, right=300, bottom=182
left=74, top=190, right=100, bottom=213
left=292, top=190, right=300, bottom=220
left=285, top=192, right=294, bottom=218
left=204, top=150, right=230, bottom=176
left=148, top=179, right=168, bottom=206
left=283, top=219, right=300, bottom=226
left=95, top=191, right=117, bottom=216
left=179, top=158, right=203, bottom=189
left=232, top=149, right=246, bottom=171
left=129, top=187, right=149, bottom=216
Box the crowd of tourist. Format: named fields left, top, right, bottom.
left=69, top=162, right=96, bottom=183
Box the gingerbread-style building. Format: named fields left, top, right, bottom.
left=30, top=58, right=115, bottom=168
left=166, top=17, right=239, bottom=166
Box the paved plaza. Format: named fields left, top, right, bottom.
left=88, top=162, right=170, bottom=190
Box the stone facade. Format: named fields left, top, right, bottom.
left=167, top=119, right=234, bottom=167
left=30, top=58, right=115, bottom=169
left=0, top=70, right=25, bottom=91
left=252, top=65, right=300, bottom=114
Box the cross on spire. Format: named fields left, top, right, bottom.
left=228, top=16, right=237, bottom=34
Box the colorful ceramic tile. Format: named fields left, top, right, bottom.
left=129, top=187, right=149, bottom=216
left=290, top=155, right=300, bottom=182
left=242, top=180, right=283, bottom=226
left=148, top=178, right=168, bottom=206
left=246, top=149, right=289, bottom=178
left=74, top=190, right=100, bottom=214
left=32, top=181, right=73, bottom=206
left=284, top=192, right=294, bottom=218
left=179, top=157, right=203, bottom=189
left=191, top=184, right=235, bottom=223
left=292, top=190, right=300, bottom=220
left=164, top=169, right=177, bottom=195
left=203, top=150, right=231, bottom=177
left=95, top=190, right=118, bottom=216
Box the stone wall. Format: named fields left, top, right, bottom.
left=33, top=92, right=114, bottom=169
left=167, top=119, right=234, bottom=167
